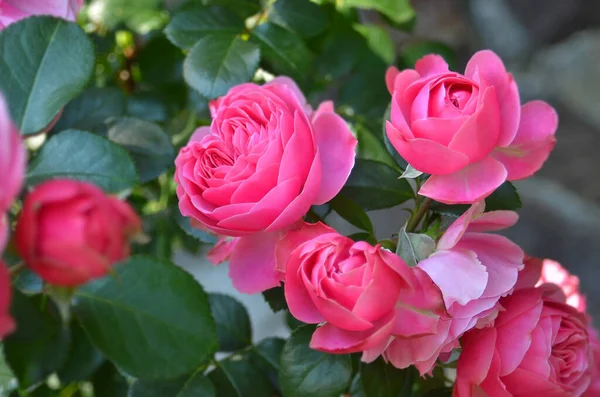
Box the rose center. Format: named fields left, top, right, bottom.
left=447, top=83, right=472, bottom=110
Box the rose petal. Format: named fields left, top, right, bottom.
left=385, top=67, right=400, bottom=94
left=190, top=126, right=212, bottom=142
left=312, top=100, right=334, bottom=122
left=415, top=54, right=450, bottom=77
left=276, top=221, right=333, bottom=272
left=228, top=232, right=282, bottom=294
left=466, top=210, right=519, bottom=233
left=419, top=157, right=508, bottom=204
left=437, top=202, right=485, bottom=251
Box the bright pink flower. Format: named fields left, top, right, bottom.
left=583, top=327, right=600, bottom=397
left=278, top=221, right=447, bottom=362
left=0, top=261, right=14, bottom=340
left=15, top=180, right=141, bottom=287
left=0, top=0, right=83, bottom=29
left=454, top=285, right=593, bottom=397
left=382, top=202, right=523, bottom=374
left=175, top=77, right=357, bottom=293
left=385, top=50, right=557, bottom=204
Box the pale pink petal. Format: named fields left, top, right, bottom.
left=493, top=100, right=558, bottom=181
left=228, top=232, right=282, bottom=294
left=415, top=55, right=449, bottom=77
left=267, top=76, right=308, bottom=110
left=465, top=50, right=520, bottom=147
left=466, top=210, right=519, bottom=233
left=437, top=202, right=485, bottom=251
left=312, top=100, right=334, bottom=122
left=418, top=249, right=488, bottom=308
left=311, top=112, right=357, bottom=204
left=275, top=221, right=333, bottom=272
left=386, top=121, right=470, bottom=175
left=206, top=237, right=238, bottom=265
left=385, top=67, right=400, bottom=94
left=419, top=157, right=508, bottom=204
left=448, top=86, right=501, bottom=162
left=190, top=126, right=212, bottom=142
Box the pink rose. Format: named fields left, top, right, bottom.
left=278, top=221, right=447, bottom=362
left=385, top=50, right=557, bottom=204
left=454, top=286, right=593, bottom=397
left=175, top=77, right=357, bottom=293
left=382, top=202, right=524, bottom=374
left=537, top=258, right=587, bottom=311
left=15, top=180, right=142, bottom=287
left=0, top=261, right=14, bottom=340
left=583, top=327, right=600, bottom=397
left=0, top=93, right=25, bottom=252
left=0, top=0, right=83, bottom=29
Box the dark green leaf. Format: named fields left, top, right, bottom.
left=0, top=17, right=94, bottom=135
left=343, top=0, right=415, bottom=26
left=202, top=0, right=261, bottom=19
left=26, top=130, right=139, bottom=193
left=73, top=256, right=218, bottom=379
left=165, top=4, right=244, bottom=50
left=130, top=371, right=216, bottom=397
left=209, top=354, right=273, bottom=397
left=53, top=87, right=126, bottom=133
left=184, top=33, right=260, bottom=99
left=330, top=195, right=373, bottom=232
left=174, top=211, right=218, bottom=244
left=91, top=362, right=128, bottom=397
left=401, top=41, right=456, bottom=70
left=355, top=123, right=400, bottom=171
left=0, top=348, right=15, bottom=395
left=208, top=294, right=252, bottom=352
left=126, top=93, right=170, bottom=123
left=137, top=36, right=184, bottom=86
left=485, top=181, right=522, bottom=212
left=347, top=232, right=376, bottom=244
left=285, top=311, right=305, bottom=331
left=422, top=388, right=452, bottom=397
left=57, top=322, right=104, bottom=384
left=349, top=374, right=366, bottom=397
left=339, top=55, right=389, bottom=118
left=251, top=337, right=286, bottom=392
left=316, top=19, right=365, bottom=79
left=106, top=117, right=175, bottom=183
left=280, top=326, right=352, bottom=397
left=341, top=159, right=413, bottom=211
left=271, top=0, right=328, bottom=38
left=262, top=286, right=287, bottom=313
left=355, top=24, right=395, bottom=64
left=360, top=357, right=412, bottom=397
left=251, top=23, right=312, bottom=82
left=4, top=291, right=71, bottom=389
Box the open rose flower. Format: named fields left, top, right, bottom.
left=278, top=221, right=446, bottom=363
left=0, top=0, right=83, bottom=29
left=175, top=77, right=357, bottom=293
left=382, top=202, right=524, bottom=374
left=15, top=180, right=141, bottom=286
left=385, top=50, right=557, bottom=204
left=454, top=284, right=593, bottom=396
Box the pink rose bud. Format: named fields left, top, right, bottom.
left=277, top=221, right=447, bottom=363
left=15, top=180, right=142, bottom=287
left=386, top=50, right=557, bottom=204
left=0, top=261, right=15, bottom=340
left=0, top=0, right=83, bottom=29
left=383, top=201, right=524, bottom=375
left=175, top=77, right=357, bottom=293
left=454, top=285, right=594, bottom=396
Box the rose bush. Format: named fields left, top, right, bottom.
left=175, top=77, right=357, bottom=293
left=385, top=51, right=558, bottom=204
left=15, top=180, right=141, bottom=286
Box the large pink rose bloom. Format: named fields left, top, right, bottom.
left=278, top=221, right=447, bottom=361
left=385, top=50, right=557, bottom=204
left=175, top=77, right=357, bottom=293
left=454, top=285, right=593, bottom=397
left=382, top=202, right=523, bottom=374
left=0, top=0, right=83, bottom=29
left=0, top=94, right=25, bottom=251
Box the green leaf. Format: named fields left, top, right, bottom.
left=4, top=291, right=71, bottom=389
left=184, top=33, right=260, bottom=100
left=137, top=36, right=184, bottom=87
left=53, top=87, right=126, bottom=133
left=165, top=4, right=244, bottom=50
left=349, top=374, right=366, bottom=397
left=339, top=55, right=389, bottom=118
left=250, top=337, right=286, bottom=392
left=485, top=181, right=522, bottom=211
left=57, top=322, right=104, bottom=384
left=316, top=19, right=365, bottom=79
left=271, top=0, right=328, bottom=38
left=262, top=286, right=287, bottom=313
left=400, top=41, right=456, bottom=70
left=26, top=130, right=139, bottom=193
left=360, top=357, right=412, bottom=397
left=400, top=165, right=423, bottom=179
left=209, top=354, right=273, bottom=397
left=126, top=93, right=171, bottom=123
left=202, top=0, right=261, bottom=19
left=174, top=211, right=218, bottom=244
left=130, top=371, right=216, bottom=397
left=396, top=227, right=436, bottom=267
left=208, top=294, right=252, bottom=352
left=0, top=16, right=94, bottom=135
left=250, top=23, right=312, bottom=82
left=347, top=232, right=376, bottom=244
left=73, top=256, right=218, bottom=379
left=91, top=362, right=129, bottom=397
left=354, top=24, right=396, bottom=64
left=106, top=117, right=175, bottom=183
left=0, top=348, right=16, bottom=395
left=355, top=123, right=400, bottom=171
left=343, top=0, right=415, bottom=26
left=279, top=326, right=352, bottom=397
left=330, top=195, right=373, bottom=233
left=341, top=159, right=413, bottom=211
left=88, top=0, right=163, bottom=33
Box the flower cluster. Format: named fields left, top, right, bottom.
left=175, top=50, right=598, bottom=396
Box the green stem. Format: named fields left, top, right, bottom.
left=405, top=198, right=432, bottom=233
